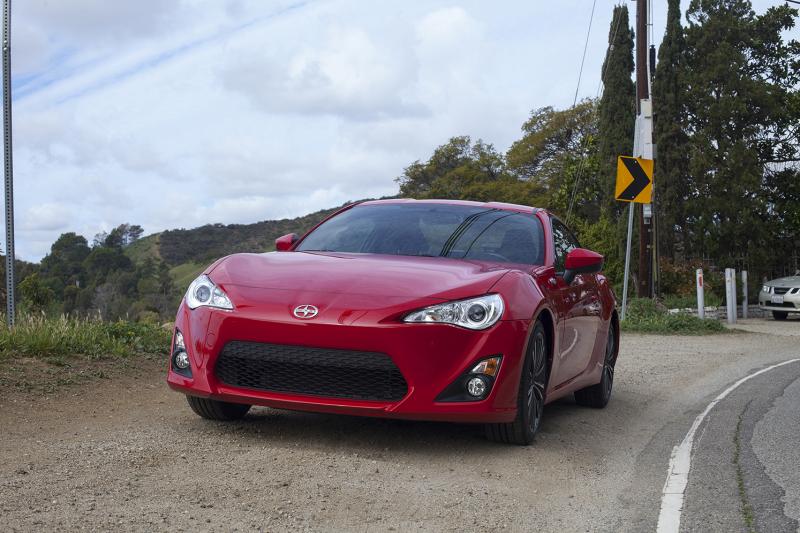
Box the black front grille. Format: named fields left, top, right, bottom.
left=773, top=287, right=790, bottom=295
left=767, top=302, right=796, bottom=309
left=214, top=341, right=408, bottom=401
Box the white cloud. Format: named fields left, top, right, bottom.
left=18, top=203, right=72, bottom=233
left=16, top=0, right=185, bottom=45
left=220, top=13, right=426, bottom=120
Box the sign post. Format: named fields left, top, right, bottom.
left=2, top=0, right=14, bottom=328
left=621, top=204, right=635, bottom=321
left=617, top=155, right=654, bottom=320
left=696, top=269, right=704, bottom=319
left=725, top=268, right=737, bottom=325
left=741, top=270, right=748, bottom=320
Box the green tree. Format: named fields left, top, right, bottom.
left=19, top=273, right=55, bottom=313
left=653, top=0, right=690, bottom=260
left=83, top=247, right=132, bottom=284
left=94, top=224, right=145, bottom=249
left=39, top=232, right=91, bottom=296
left=596, top=4, right=636, bottom=215
left=683, top=0, right=799, bottom=271
left=506, top=100, right=601, bottom=220
left=396, top=137, right=525, bottom=203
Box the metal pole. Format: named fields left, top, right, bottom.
left=636, top=0, right=652, bottom=298
left=741, top=270, right=748, bottom=320
left=2, top=0, right=14, bottom=327
left=696, top=268, right=704, bottom=319
left=725, top=268, right=736, bottom=325
left=621, top=202, right=635, bottom=321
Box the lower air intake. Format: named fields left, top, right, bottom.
left=214, top=341, right=408, bottom=402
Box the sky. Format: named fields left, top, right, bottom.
left=3, top=0, right=798, bottom=261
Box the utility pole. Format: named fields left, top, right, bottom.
left=2, top=0, right=14, bottom=327
left=635, top=0, right=653, bottom=298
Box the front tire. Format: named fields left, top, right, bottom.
left=575, top=320, right=617, bottom=408
left=186, top=396, right=251, bottom=420
left=773, top=311, right=789, bottom=321
left=485, top=320, right=548, bottom=445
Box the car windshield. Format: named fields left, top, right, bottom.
left=296, top=203, right=545, bottom=265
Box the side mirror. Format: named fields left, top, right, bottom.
left=275, top=233, right=299, bottom=251
left=563, top=248, right=604, bottom=285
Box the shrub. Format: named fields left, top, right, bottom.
left=19, top=273, right=56, bottom=313
left=574, top=213, right=625, bottom=293
left=621, top=298, right=727, bottom=334
left=662, top=292, right=723, bottom=309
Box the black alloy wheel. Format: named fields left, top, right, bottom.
left=575, top=320, right=617, bottom=409
left=486, top=320, right=548, bottom=445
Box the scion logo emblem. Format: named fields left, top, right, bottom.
left=293, top=304, right=319, bottom=319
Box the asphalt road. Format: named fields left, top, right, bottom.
left=0, top=318, right=798, bottom=532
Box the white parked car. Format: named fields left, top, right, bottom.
left=759, top=272, right=800, bottom=320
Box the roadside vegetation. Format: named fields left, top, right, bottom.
left=0, top=314, right=169, bottom=364
left=621, top=299, right=727, bottom=335
left=662, top=293, right=723, bottom=310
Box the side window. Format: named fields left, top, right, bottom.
left=551, top=218, right=580, bottom=272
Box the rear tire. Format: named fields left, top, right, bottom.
left=485, top=321, right=548, bottom=445
left=575, top=320, right=617, bottom=409
left=773, top=311, right=789, bottom=321
left=186, top=395, right=251, bottom=421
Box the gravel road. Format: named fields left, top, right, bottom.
left=1, top=319, right=798, bottom=532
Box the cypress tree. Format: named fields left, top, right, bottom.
left=597, top=5, right=636, bottom=216
left=652, top=0, right=689, bottom=260
left=683, top=0, right=799, bottom=272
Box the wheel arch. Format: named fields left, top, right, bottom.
left=609, top=308, right=620, bottom=361
left=532, top=307, right=556, bottom=395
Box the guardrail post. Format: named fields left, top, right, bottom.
left=696, top=268, right=705, bottom=319
left=741, top=270, right=748, bottom=320
left=725, top=268, right=737, bottom=324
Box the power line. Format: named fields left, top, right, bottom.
left=572, top=0, right=598, bottom=107
left=566, top=3, right=625, bottom=223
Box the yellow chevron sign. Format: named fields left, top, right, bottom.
left=615, top=156, right=653, bottom=204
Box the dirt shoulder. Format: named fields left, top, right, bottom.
left=1, top=323, right=798, bottom=532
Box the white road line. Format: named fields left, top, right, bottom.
left=656, top=358, right=800, bottom=533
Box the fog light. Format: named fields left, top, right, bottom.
left=174, top=350, right=190, bottom=370
left=467, top=376, right=488, bottom=397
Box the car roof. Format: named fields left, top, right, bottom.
left=358, top=198, right=543, bottom=215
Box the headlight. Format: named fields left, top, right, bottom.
left=762, top=285, right=771, bottom=293
left=403, top=294, right=504, bottom=330
left=185, top=274, right=233, bottom=310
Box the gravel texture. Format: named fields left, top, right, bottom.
left=1, top=318, right=798, bottom=532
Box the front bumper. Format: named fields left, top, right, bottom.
left=758, top=289, right=800, bottom=313
left=167, top=304, right=530, bottom=423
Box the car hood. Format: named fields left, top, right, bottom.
left=209, top=251, right=512, bottom=300
left=767, top=275, right=800, bottom=288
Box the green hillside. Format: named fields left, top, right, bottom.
left=123, top=203, right=353, bottom=288
left=157, top=206, right=342, bottom=266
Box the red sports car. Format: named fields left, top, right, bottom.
left=167, top=199, right=619, bottom=445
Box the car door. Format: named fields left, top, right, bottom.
left=550, top=218, right=602, bottom=385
